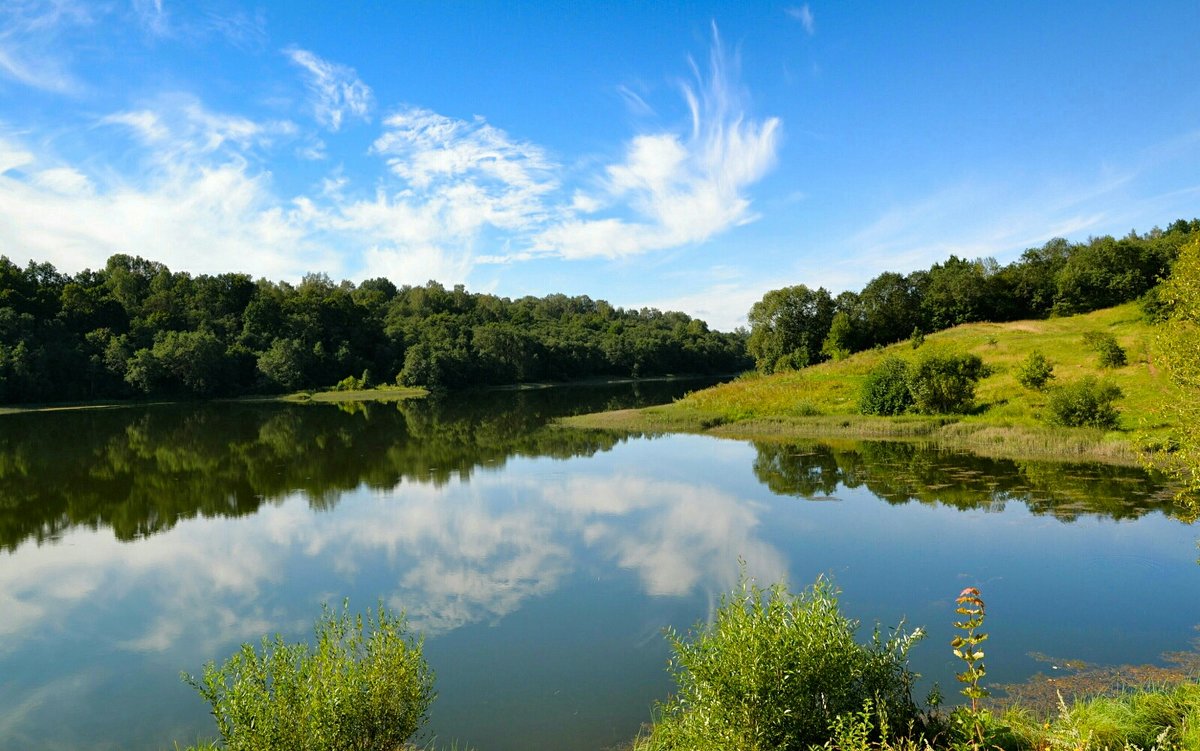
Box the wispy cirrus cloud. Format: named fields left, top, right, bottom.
left=0, top=0, right=96, bottom=92
left=787, top=4, right=816, bottom=36
left=311, top=106, right=561, bottom=283
left=0, top=30, right=781, bottom=306
left=130, top=0, right=168, bottom=37
left=285, top=47, right=373, bottom=131
left=533, top=24, right=781, bottom=260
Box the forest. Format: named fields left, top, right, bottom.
left=0, top=257, right=749, bottom=403
left=1, top=217, right=1196, bottom=405
left=745, top=218, right=1200, bottom=373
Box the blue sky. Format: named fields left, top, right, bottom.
left=2, top=1, right=1198, bottom=330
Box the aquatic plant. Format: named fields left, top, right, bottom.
left=182, top=602, right=433, bottom=751
left=635, top=573, right=924, bottom=751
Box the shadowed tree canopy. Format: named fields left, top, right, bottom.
left=0, top=255, right=750, bottom=405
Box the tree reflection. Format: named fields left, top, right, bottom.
left=0, top=381, right=698, bottom=551
left=1, top=382, right=1184, bottom=553
left=752, top=440, right=1181, bottom=521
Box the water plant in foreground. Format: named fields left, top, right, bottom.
left=950, top=587, right=991, bottom=750
left=634, top=573, right=925, bottom=751
left=181, top=602, right=433, bottom=751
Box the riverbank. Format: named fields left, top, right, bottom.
left=0, top=385, right=429, bottom=415
left=562, top=303, right=1179, bottom=466
left=0, top=374, right=722, bottom=415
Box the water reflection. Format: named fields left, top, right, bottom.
left=1, top=392, right=1182, bottom=556
left=0, top=382, right=698, bottom=552
left=0, top=387, right=1194, bottom=751
left=752, top=441, right=1182, bottom=522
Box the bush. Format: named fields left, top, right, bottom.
left=859, top=356, right=914, bottom=415
left=183, top=603, right=434, bottom=751
left=909, top=327, right=925, bottom=349
left=1082, top=331, right=1127, bottom=368
left=1046, top=378, right=1123, bottom=429
left=637, top=575, right=924, bottom=751
left=1015, top=351, right=1055, bottom=390
left=907, top=352, right=986, bottom=414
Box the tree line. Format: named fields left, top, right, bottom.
left=747, top=218, right=1200, bottom=373
left=0, top=254, right=749, bottom=404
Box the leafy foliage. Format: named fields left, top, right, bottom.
left=1014, top=351, right=1055, bottom=390
left=1082, top=331, right=1127, bottom=368
left=743, top=219, right=1194, bottom=372
left=906, top=352, right=986, bottom=415
left=637, top=574, right=923, bottom=751
left=184, top=603, right=434, bottom=751
left=859, top=356, right=914, bottom=416
left=1046, top=378, right=1123, bottom=429
left=1148, top=237, right=1200, bottom=501
left=747, top=284, right=834, bottom=374
left=950, top=587, right=993, bottom=750
left=0, top=255, right=750, bottom=404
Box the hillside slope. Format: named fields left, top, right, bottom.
left=564, top=302, right=1182, bottom=463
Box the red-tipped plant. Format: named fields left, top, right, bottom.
left=951, top=587, right=990, bottom=749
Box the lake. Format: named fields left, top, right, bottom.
left=0, top=383, right=1196, bottom=751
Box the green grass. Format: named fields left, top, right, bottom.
left=564, top=304, right=1182, bottom=464
left=277, top=385, right=428, bottom=403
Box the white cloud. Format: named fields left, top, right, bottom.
left=102, top=99, right=296, bottom=160
left=0, top=104, right=331, bottom=279
left=285, top=47, right=373, bottom=131
left=131, top=0, right=167, bottom=37
left=0, top=139, right=36, bottom=173
left=202, top=7, right=268, bottom=50
left=787, top=5, right=816, bottom=36
left=534, top=24, right=781, bottom=260
left=0, top=0, right=96, bottom=92
left=645, top=280, right=767, bottom=332
left=302, top=106, right=561, bottom=283
left=0, top=33, right=781, bottom=306
left=31, top=166, right=91, bottom=195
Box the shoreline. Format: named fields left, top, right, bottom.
left=559, top=408, right=1147, bottom=467
left=0, top=374, right=724, bottom=416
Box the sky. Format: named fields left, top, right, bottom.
left=2, top=1, right=1199, bottom=331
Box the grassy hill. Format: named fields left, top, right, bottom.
left=564, top=302, right=1183, bottom=464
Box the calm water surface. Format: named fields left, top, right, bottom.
left=0, top=383, right=1196, bottom=751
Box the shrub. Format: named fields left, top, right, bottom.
left=1014, top=351, right=1055, bottom=390
left=1082, top=331, right=1127, bottom=368
left=1046, top=378, right=1123, bottom=429
left=909, top=327, right=925, bottom=349
left=907, top=352, right=986, bottom=414
left=637, top=575, right=924, bottom=751
left=859, top=356, right=913, bottom=415
left=183, top=603, right=434, bottom=751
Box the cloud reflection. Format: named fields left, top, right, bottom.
left=0, top=451, right=783, bottom=748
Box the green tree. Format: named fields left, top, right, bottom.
left=1015, top=351, right=1055, bottom=390
left=1151, top=237, right=1200, bottom=497
left=919, top=256, right=995, bottom=331
left=257, top=337, right=309, bottom=392
left=820, top=311, right=855, bottom=361
left=747, top=285, right=834, bottom=374
left=857, top=271, right=922, bottom=347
